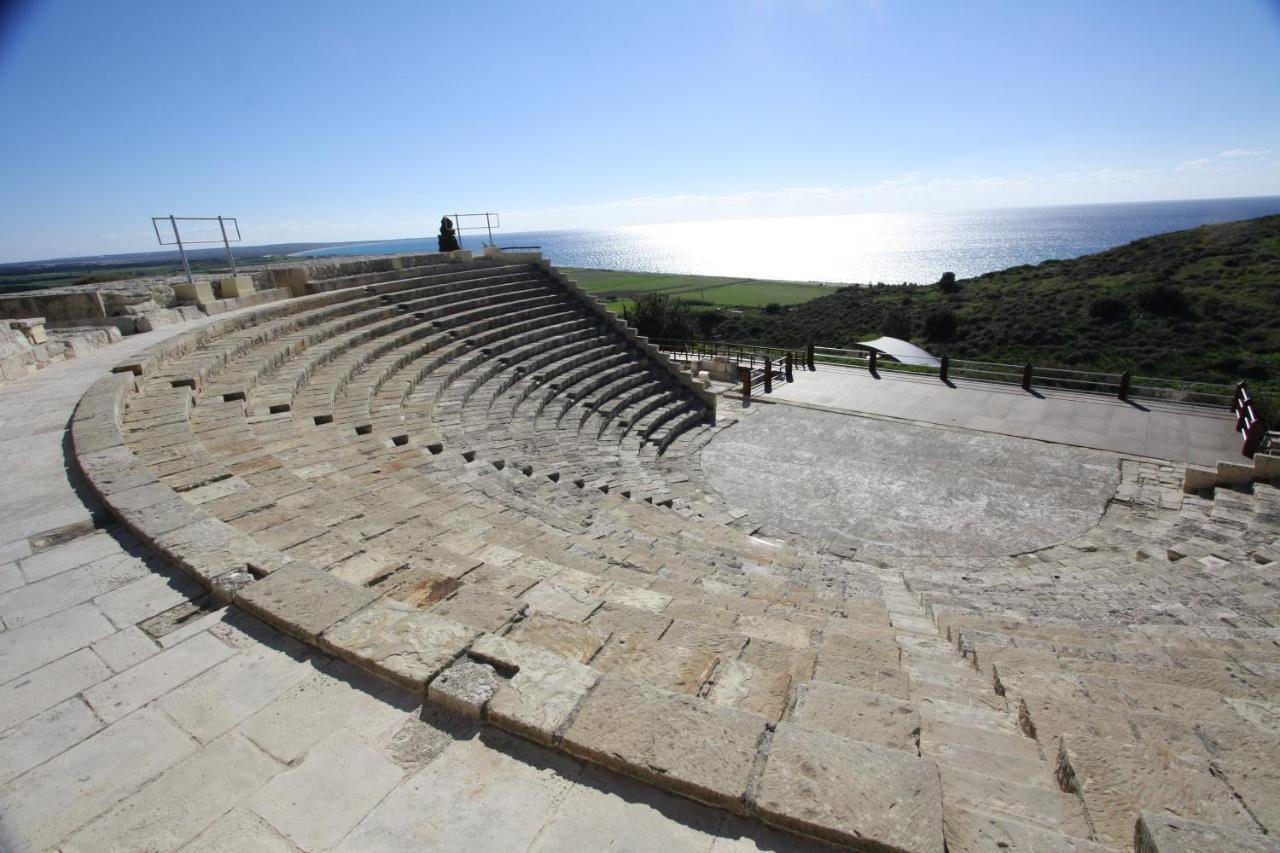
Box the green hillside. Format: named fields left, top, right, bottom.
left=702, top=215, right=1280, bottom=400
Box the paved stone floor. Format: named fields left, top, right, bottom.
left=765, top=365, right=1241, bottom=466
left=0, top=322, right=829, bottom=852
left=703, top=405, right=1120, bottom=558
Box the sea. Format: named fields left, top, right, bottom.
left=291, top=195, right=1280, bottom=284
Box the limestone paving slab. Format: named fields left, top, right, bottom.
left=234, top=562, right=379, bottom=641
left=561, top=674, right=766, bottom=810
left=754, top=723, right=945, bottom=853
left=321, top=598, right=478, bottom=690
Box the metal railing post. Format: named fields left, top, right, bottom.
left=764, top=358, right=773, bottom=394
left=939, top=355, right=949, bottom=383
left=1022, top=363, right=1033, bottom=391
left=1118, top=370, right=1131, bottom=401
left=740, top=367, right=751, bottom=401
left=785, top=352, right=794, bottom=382
left=217, top=215, right=237, bottom=276
left=170, top=215, right=193, bottom=285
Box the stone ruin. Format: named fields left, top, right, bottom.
left=35, top=250, right=1280, bottom=850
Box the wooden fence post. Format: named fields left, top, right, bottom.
left=785, top=352, right=794, bottom=382
left=764, top=358, right=773, bottom=394
left=806, top=342, right=815, bottom=371
left=1118, top=370, right=1131, bottom=401
left=939, top=355, right=949, bottom=383
left=869, top=351, right=878, bottom=374
left=1022, top=363, right=1033, bottom=391
left=740, top=367, right=751, bottom=401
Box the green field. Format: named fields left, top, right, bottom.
left=562, top=268, right=834, bottom=313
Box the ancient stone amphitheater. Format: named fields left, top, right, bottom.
left=10, top=252, right=1278, bottom=851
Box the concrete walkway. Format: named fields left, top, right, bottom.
left=0, top=320, right=822, bottom=852
left=762, top=364, right=1241, bottom=466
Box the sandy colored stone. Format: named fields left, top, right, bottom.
left=592, top=635, right=717, bottom=695
left=506, top=612, right=606, bottom=662
left=320, top=599, right=476, bottom=690
left=812, top=653, right=910, bottom=700
left=736, top=614, right=813, bottom=649
left=1058, top=734, right=1256, bottom=848
left=428, top=658, right=499, bottom=717
left=384, top=568, right=462, bottom=608
left=739, top=637, right=817, bottom=682
left=429, top=585, right=520, bottom=632
left=789, top=680, right=919, bottom=751
left=704, top=658, right=791, bottom=721
left=562, top=674, right=766, bottom=809
left=469, top=633, right=598, bottom=743
left=1135, top=810, right=1280, bottom=853
left=662, top=618, right=749, bottom=657
left=234, top=563, right=378, bottom=641
left=520, top=578, right=602, bottom=622
left=754, top=723, right=944, bottom=853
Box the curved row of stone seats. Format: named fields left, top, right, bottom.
left=72, top=257, right=981, bottom=849
left=892, top=463, right=1280, bottom=849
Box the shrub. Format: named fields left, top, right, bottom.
left=623, top=292, right=696, bottom=340
left=879, top=308, right=912, bottom=340
left=1088, top=297, right=1128, bottom=323
left=923, top=309, right=958, bottom=341
left=1136, top=283, right=1190, bottom=316
left=938, top=271, right=958, bottom=293
left=764, top=302, right=782, bottom=315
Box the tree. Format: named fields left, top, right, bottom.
left=923, top=309, right=958, bottom=341
left=937, top=271, right=958, bottom=293
left=879, top=307, right=912, bottom=340
left=437, top=217, right=460, bottom=252
left=624, top=292, right=697, bottom=341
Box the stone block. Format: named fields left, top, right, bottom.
left=320, top=599, right=477, bottom=691
left=561, top=674, right=766, bottom=809
left=789, top=680, right=919, bottom=751
left=266, top=267, right=309, bottom=298
left=215, top=275, right=255, bottom=298
left=234, top=563, right=379, bottom=642
left=61, top=733, right=280, bottom=853
left=505, top=612, right=606, bottom=663
left=173, top=281, right=217, bottom=305
left=704, top=658, right=791, bottom=721
left=1057, top=734, right=1255, bottom=848
left=592, top=635, right=718, bottom=695
left=468, top=633, right=598, bottom=744
left=754, top=723, right=944, bottom=853
left=1217, top=460, right=1256, bottom=486
left=1182, top=464, right=1219, bottom=493
left=428, top=658, right=499, bottom=717
left=1254, top=452, right=1280, bottom=479
left=0, top=707, right=197, bottom=851
left=1135, top=810, right=1280, bottom=852
left=248, top=729, right=404, bottom=851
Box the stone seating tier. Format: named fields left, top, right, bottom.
left=72, top=255, right=1280, bottom=852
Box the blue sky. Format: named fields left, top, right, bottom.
left=1, top=0, right=1278, bottom=261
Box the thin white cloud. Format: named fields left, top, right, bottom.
left=1219, top=148, right=1270, bottom=158
left=1177, top=158, right=1211, bottom=170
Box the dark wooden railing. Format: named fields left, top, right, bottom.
left=655, top=337, right=1262, bottom=453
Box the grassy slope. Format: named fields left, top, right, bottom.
left=709, top=215, right=1280, bottom=398
left=563, top=268, right=832, bottom=313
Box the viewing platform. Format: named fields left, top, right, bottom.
left=761, top=362, right=1242, bottom=466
